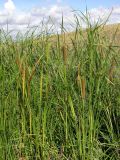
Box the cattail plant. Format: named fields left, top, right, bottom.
left=0, top=12, right=120, bottom=160
left=16, top=57, right=27, bottom=100
left=16, top=56, right=40, bottom=98
left=81, top=77, right=86, bottom=99
left=28, top=58, right=40, bottom=97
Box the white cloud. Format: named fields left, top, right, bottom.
left=4, top=0, right=16, bottom=14
left=88, top=6, right=120, bottom=24
left=0, top=1, right=120, bottom=36
left=30, top=5, right=74, bottom=30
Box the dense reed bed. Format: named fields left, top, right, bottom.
left=0, top=14, right=120, bottom=160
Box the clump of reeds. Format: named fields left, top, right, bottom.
left=16, top=56, right=40, bottom=98
left=0, top=12, right=120, bottom=160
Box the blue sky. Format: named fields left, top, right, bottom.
left=0, top=0, right=120, bottom=32
left=0, top=0, right=120, bottom=10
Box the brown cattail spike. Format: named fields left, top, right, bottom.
left=81, top=77, right=86, bottom=99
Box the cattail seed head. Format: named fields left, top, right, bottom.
left=81, top=77, right=86, bottom=99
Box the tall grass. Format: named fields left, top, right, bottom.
left=0, top=13, right=120, bottom=160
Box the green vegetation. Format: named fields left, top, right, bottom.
left=0, top=14, right=120, bottom=160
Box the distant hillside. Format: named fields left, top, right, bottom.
left=50, top=23, right=120, bottom=47
left=102, top=23, right=120, bottom=45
